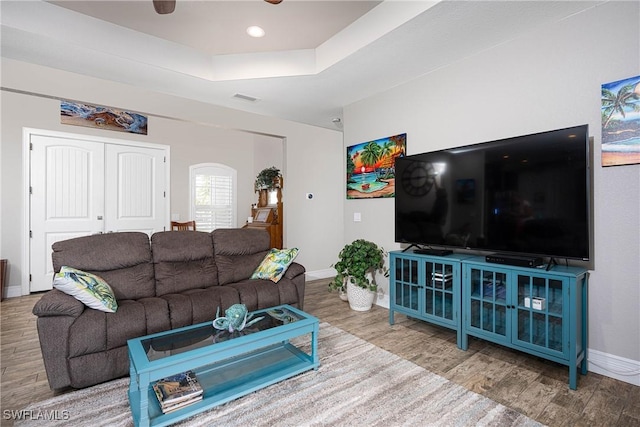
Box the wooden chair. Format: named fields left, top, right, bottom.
left=171, top=221, right=196, bottom=231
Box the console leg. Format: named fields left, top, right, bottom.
left=461, top=332, right=468, bottom=351
left=569, top=362, right=577, bottom=390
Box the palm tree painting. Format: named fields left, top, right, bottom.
left=601, top=75, right=640, bottom=166
left=346, top=133, right=406, bottom=199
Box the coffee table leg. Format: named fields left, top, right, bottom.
left=128, top=351, right=143, bottom=426
left=138, top=372, right=151, bottom=427
left=129, top=370, right=151, bottom=427
left=311, top=322, right=319, bottom=369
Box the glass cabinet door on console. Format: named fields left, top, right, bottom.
left=515, top=274, right=567, bottom=358
left=465, top=266, right=510, bottom=346
left=463, top=264, right=570, bottom=359
left=389, top=251, right=465, bottom=348
left=391, top=255, right=421, bottom=317
left=424, top=261, right=456, bottom=323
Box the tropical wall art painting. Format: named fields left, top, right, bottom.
left=601, top=75, right=640, bottom=167
left=346, top=133, right=406, bottom=199
left=60, top=101, right=148, bottom=135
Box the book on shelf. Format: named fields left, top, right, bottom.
left=160, top=394, right=203, bottom=414
left=152, top=370, right=203, bottom=411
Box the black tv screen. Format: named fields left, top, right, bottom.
left=395, top=125, right=590, bottom=260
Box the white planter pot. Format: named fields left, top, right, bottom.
left=346, top=280, right=375, bottom=311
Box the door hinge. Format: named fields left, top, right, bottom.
left=163, top=191, right=166, bottom=198
left=30, top=142, right=33, bottom=150
left=29, top=274, right=32, bottom=282
left=29, top=230, right=33, bottom=238
left=29, top=186, right=33, bottom=195
left=164, top=156, right=166, bottom=163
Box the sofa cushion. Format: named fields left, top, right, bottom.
left=68, top=308, right=107, bottom=357
left=53, top=266, right=118, bottom=313
left=68, top=300, right=148, bottom=357
left=251, top=248, right=299, bottom=283
left=161, top=287, right=241, bottom=329
left=52, top=232, right=155, bottom=300
left=152, top=231, right=218, bottom=296
left=68, top=347, right=129, bottom=389
left=137, top=297, right=172, bottom=335
left=230, top=278, right=301, bottom=311
left=212, top=228, right=271, bottom=285
left=105, top=300, right=149, bottom=350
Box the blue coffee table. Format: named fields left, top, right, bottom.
left=127, top=305, right=319, bottom=427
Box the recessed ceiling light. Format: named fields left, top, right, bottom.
left=247, top=26, right=265, bottom=38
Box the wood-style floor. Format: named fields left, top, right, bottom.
left=2, top=280, right=639, bottom=426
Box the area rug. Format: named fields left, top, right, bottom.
left=17, top=323, right=542, bottom=427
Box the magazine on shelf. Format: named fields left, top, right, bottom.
left=160, top=394, right=203, bottom=414
left=152, top=370, right=203, bottom=409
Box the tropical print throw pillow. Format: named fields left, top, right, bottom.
left=53, top=266, right=118, bottom=313
left=251, top=248, right=299, bottom=283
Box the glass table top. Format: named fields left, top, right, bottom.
left=142, top=306, right=303, bottom=362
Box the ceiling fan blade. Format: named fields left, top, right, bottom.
left=153, top=0, right=176, bottom=14
left=264, top=0, right=283, bottom=4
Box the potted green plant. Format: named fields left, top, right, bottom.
left=329, top=239, right=389, bottom=311
left=254, top=166, right=282, bottom=192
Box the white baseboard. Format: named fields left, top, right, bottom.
left=305, top=268, right=336, bottom=281
left=375, top=291, right=389, bottom=309
left=3, top=284, right=23, bottom=299
left=587, top=349, right=640, bottom=386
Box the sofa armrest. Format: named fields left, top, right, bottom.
left=32, top=290, right=85, bottom=389
left=284, top=262, right=305, bottom=280
left=284, top=262, right=306, bottom=310
left=32, top=289, right=85, bottom=318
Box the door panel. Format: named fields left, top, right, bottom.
left=30, top=135, right=104, bottom=292
left=29, top=132, right=168, bottom=293
left=104, top=144, right=166, bottom=235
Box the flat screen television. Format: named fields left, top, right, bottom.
left=395, top=125, right=590, bottom=261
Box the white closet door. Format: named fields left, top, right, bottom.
left=104, top=144, right=166, bottom=235
left=29, top=134, right=105, bottom=292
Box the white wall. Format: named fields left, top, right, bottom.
left=344, top=1, right=640, bottom=381
left=0, top=59, right=345, bottom=294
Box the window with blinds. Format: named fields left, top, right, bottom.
left=190, top=164, right=237, bottom=232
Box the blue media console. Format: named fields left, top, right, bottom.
left=389, top=251, right=588, bottom=390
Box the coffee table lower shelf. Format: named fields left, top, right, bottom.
left=130, top=342, right=317, bottom=427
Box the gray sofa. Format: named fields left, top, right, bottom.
left=32, top=228, right=305, bottom=390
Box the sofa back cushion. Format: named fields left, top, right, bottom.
left=151, top=231, right=218, bottom=296
left=52, top=232, right=155, bottom=300
left=212, top=228, right=270, bottom=285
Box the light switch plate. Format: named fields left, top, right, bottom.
left=354, top=212, right=361, bottom=222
